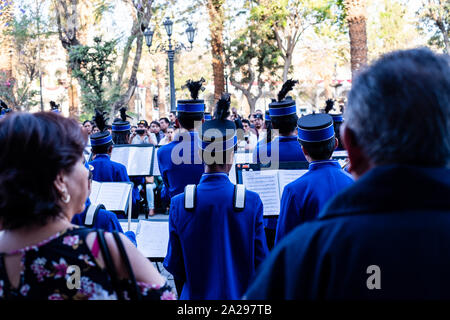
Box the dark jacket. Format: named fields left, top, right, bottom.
left=244, top=165, right=450, bottom=300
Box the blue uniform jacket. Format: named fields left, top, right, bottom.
left=275, top=160, right=354, bottom=244
left=89, top=154, right=130, bottom=182
left=72, top=199, right=137, bottom=247
left=164, top=173, right=269, bottom=300
left=157, top=132, right=204, bottom=199
left=245, top=165, right=450, bottom=299
left=252, top=136, right=306, bottom=164
left=253, top=136, right=307, bottom=230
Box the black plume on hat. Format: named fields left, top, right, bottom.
left=92, top=109, right=108, bottom=132
left=325, top=99, right=334, bottom=114
left=184, top=78, right=205, bottom=100
left=0, top=99, right=7, bottom=110
left=214, top=93, right=231, bottom=121
left=119, top=107, right=132, bottom=122
left=50, top=101, right=59, bottom=110
left=277, top=79, right=298, bottom=102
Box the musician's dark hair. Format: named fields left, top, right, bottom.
left=0, top=112, right=87, bottom=230
left=271, top=114, right=298, bottom=135
left=83, top=120, right=92, bottom=126
left=177, top=112, right=203, bottom=130
left=299, top=137, right=336, bottom=161
left=91, top=143, right=112, bottom=155
left=112, top=131, right=129, bottom=145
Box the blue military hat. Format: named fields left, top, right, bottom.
left=112, top=107, right=131, bottom=132
left=199, top=94, right=237, bottom=153
left=177, top=78, right=206, bottom=114
left=90, top=109, right=113, bottom=147
left=297, top=113, right=335, bottom=143
left=269, top=79, right=298, bottom=117
left=330, top=113, right=343, bottom=123
left=204, top=112, right=212, bottom=121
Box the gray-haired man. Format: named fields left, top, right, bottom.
left=245, top=48, right=450, bottom=300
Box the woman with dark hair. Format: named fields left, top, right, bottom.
left=0, top=112, right=175, bottom=300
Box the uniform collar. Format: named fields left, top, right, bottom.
left=94, top=154, right=110, bottom=159
left=309, top=160, right=341, bottom=170
left=174, top=131, right=198, bottom=142
left=199, top=172, right=230, bottom=184
left=319, top=164, right=450, bottom=220
left=277, top=135, right=297, bottom=142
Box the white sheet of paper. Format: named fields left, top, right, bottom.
left=235, top=152, right=254, bottom=164
left=111, top=146, right=153, bottom=176
left=242, top=170, right=280, bottom=216
left=127, top=147, right=153, bottom=175
left=111, top=147, right=130, bottom=168
left=136, top=220, right=169, bottom=258
left=92, top=182, right=131, bottom=211
left=152, top=148, right=161, bottom=176
left=120, top=221, right=139, bottom=234
left=89, top=180, right=101, bottom=204
left=278, top=170, right=308, bottom=197
left=332, top=150, right=348, bottom=158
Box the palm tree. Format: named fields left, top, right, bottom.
left=206, top=0, right=225, bottom=102
left=345, top=0, right=368, bottom=78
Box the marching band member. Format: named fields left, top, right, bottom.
left=275, top=113, right=354, bottom=244
left=157, top=79, right=206, bottom=200
left=164, top=94, right=268, bottom=300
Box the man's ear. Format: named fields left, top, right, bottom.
left=342, top=124, right=372, bottom=179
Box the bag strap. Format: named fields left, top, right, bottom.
left=84, top=204, right=105, bottom=227
left=96, top=230, right=124, bottom=300
left=112, top=231, right=142, bottom=301
left=234, top=184, right=246, bottom=211
left=184, top=184, right=197, bottom=210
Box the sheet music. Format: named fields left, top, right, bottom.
left=89, top=181, right=101, bottom=205
left=332, top=150, right=348, bottom=158
left=136, top=220, right=169, bottom=258
left=278, top=170, right=308, bottom=197
left=120, top=221, right=139, bottom=234
left=152, top=148, right=161, bottom=176
left=111, top=147, right=130, bottom=168
left=90, top=182, right=131, bottom=211
left=111, top=146, right=153, bottom=176
left=127, top=147, right=153, bottom=176
left=242, top=170, right=280, bottom=216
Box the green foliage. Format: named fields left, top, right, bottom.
left=226, top=25, right=280, bottom=83
left=0, top=71, right=39, bottom=110
left=69, top=37, right=119, bottom=113
left=416, top=0, right=450, bottom=52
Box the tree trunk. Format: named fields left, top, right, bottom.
left=436, top=20, right=450, bottom=54
left=348, top=17, right=368, bottom=77
left=206, top=0, right=225, bottom=101
left=345, top=0, right=368, bottom=78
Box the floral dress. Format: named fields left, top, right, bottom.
left=0, top=227, right=176, bottom=300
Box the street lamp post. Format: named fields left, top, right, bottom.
left=144, top=18, right=196, bottom=113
